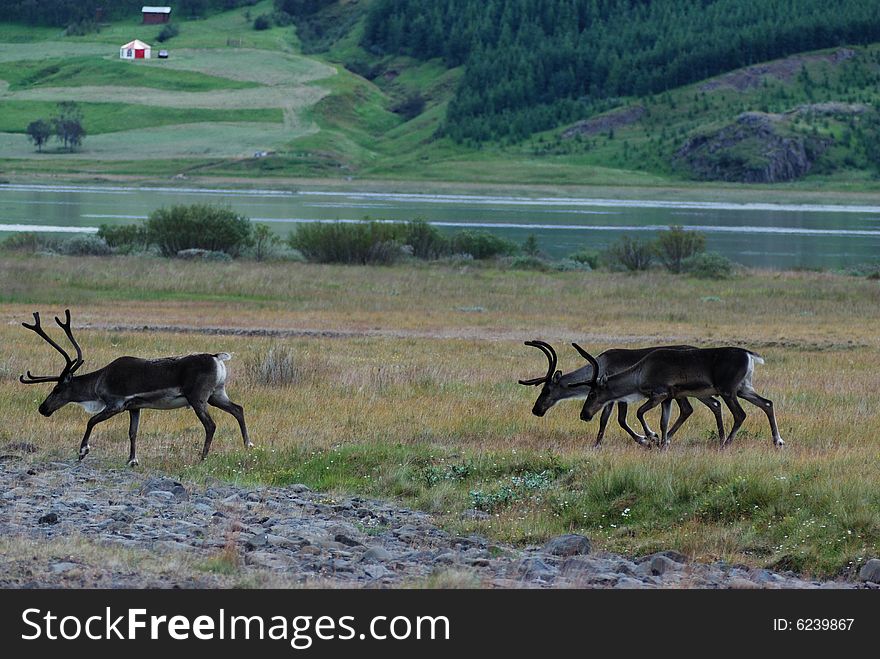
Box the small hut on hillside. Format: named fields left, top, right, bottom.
left=142, top=6, right=171, bottom=24
left=120, top=39, right=152, bottom=60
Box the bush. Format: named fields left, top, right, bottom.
left=401, top=220, right=449, bottom=259
left=1, top=232, right=59, bottom=252
left=55, top=234, right=111, bottom=256
left=553, top=258, right=593, bottom=271
left=289, top=221, right=403, bottom=264
left=657, top=225, right=706, bottom=273
left=156, top=23, right=179, bottom=42
left=607, top=235, right=655, bottom=271
left=449, top=230, right=518, bottom=259
left=146, top=205, right=253, bottom=257
left=683, top=252, right=737, bottom=279
left=567, top=249, right=599, bottom=269
left=508, top=255, right=551, bottom=271
left=249, top=223, right=281, bottom=261
left=97, top=224, right=148, bottom=252
left=253, top=14, right=272, bottom=30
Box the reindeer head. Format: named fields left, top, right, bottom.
left=567, top=343, right=608, bottom=421
left=518, top=340, right=582, bottom=416
left=19, top=310, right=84, bottom=416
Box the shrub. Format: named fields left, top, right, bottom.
left=567, top=249, right=599, bottom=269
left=449, top=230, right=518, bottom=259
left=289, top=221, right=403, bottom=265
left=253, top=14, right=272, bottom=30
left=657, top=225, right=706, bottom=273
left=55, top=234, right=111, bottom=256
left=401, top=220, right=449, bottom=259
left=249, top=223, right=281, bottom=261
left=607, top=235, right=655, bottom=271
left=508, top=255, right=551, bottom=271
left=553, top=258, right=592, bottom=271
left=522, top=234, right=540, bottom=256
left=1, top=232, right=59, bottom=252
left=683, top=252, right=737, bottom=279
left=146, top=204, right=253, bottom=257
left=176, top=248, right=233, bottom=262
left=97, top=224, right=148, bottom=252
left=156, top=23, right=179, bottom=42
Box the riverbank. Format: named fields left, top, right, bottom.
left=4, top=172, right=880, bottom=206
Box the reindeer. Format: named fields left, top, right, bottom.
left=568, top=345, right=783, bottom=449
left=518, top=340, right=724, bottom=447
left=19, top=310, right=252, bottom=465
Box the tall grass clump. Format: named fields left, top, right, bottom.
left=146, top=205, right=253, bottom=257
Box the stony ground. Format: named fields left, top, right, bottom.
left=0, top=451, right=876, bottom=589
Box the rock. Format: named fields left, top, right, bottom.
left=6, top=442, right=38, bottom=453
left=140, top=478, right=188, bottom=501
left=543, top=534, right=591, bottom=557
left=362, top=546, right=393, bottom=562
left=38, top=512, right=59, bottom=525
left=334, top=533, right=363, bottom=548
left=518, top=557, right=556, bottom=580
left=243, top=533, right=269, bottom=550
left=49, top=562, right=79, bottom=574
left=364, top=564, right=390, bottom=579
left=858, top=558, right=880, bottom=583
left=289, top=484, right=311, bottom=494
left=560, top=556, right=602, bottom=577
left=649, top=554, right=682, bottom=576
left=433, top=553, right=456, bottom=565
left=674, top=112, right=830, bottom=183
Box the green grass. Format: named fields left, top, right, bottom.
left=0, top=56, right=257, bottom=92
left=0, top=100, right=282, bottom=134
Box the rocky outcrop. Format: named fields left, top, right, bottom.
left=673, top=112, right=830, bottom=183
left=0, top=458, right=869, bottom=589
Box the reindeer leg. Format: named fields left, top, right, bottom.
left=127, top=409, right=140, bottom=467
left=616, top=402, right=651, bottom=447
left=209, top=390, right=253, bottom=449
left=637, top=394, right=666, bottom=447
left=188, top=397, right=216, bottom=460
left=78, top=406, right=123, bottom=461
left=665, top=397, right=693, bottom=439
left=697, top=396, right=725, bottom=445
left=659, top=398, right=673, bottom=450
left=720, top=393, right=747, bottom=448
left=738, top=389, right=784, bottom=447
left=592, top=403, right=614, bottom=447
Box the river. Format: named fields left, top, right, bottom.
left=2, top=183, right=879, bottom=269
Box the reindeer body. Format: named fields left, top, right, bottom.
left=519, top=341, right=724, bottom=447
left=573, top=346, right=782, bottom=449
left=20, top=310, right=251, bottom=465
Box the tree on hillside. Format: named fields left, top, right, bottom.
left=53, top=101, right=86, bottom=152
left=26, top=119, right=52, bottom=152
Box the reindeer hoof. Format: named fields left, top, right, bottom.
left=246, top=442, right=255, bottom=449
left=127, top=458, right=139, bottom=467
left=774, top=438, right=785, bottom=447
left=78, top=446, right=90, bottom=460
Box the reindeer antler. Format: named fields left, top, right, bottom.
left=518, top=340, right=559, bottom=386
left=19, top=309, right=84, bottom=384
left=566, top=343, right=600, bottom=388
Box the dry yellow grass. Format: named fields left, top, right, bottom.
left=1, top=255, right=878, bottom=575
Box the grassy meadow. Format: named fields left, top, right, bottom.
left=1, top=254, right=878, bottom=578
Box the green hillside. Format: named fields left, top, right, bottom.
left=0, top=0, right=878, bottom=190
